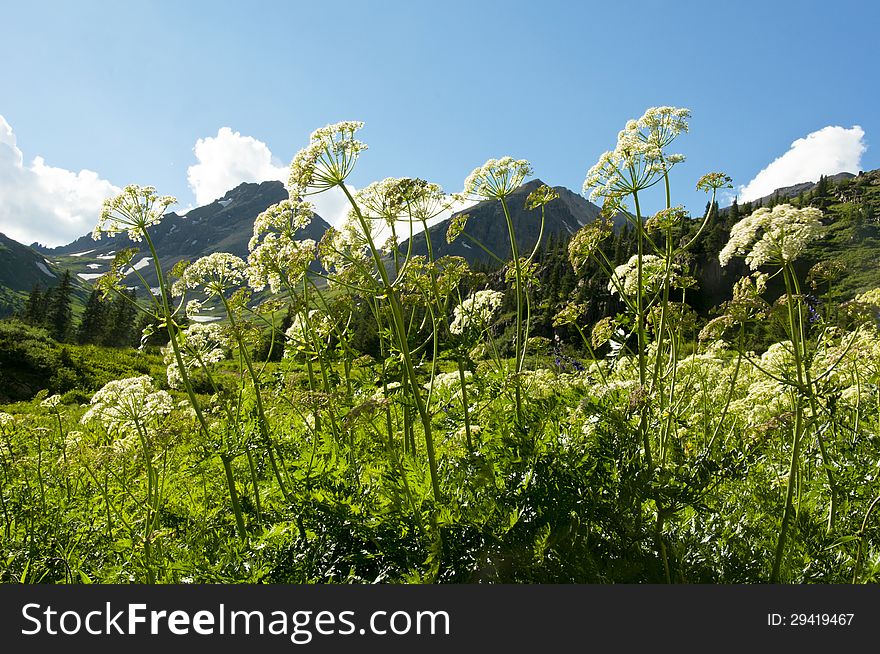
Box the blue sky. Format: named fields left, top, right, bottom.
left=1, top=0, right=877, bottom=246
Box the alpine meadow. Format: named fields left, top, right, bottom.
left=4, top=107, right=880, bottom=585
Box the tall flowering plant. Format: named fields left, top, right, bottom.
left=572, top=106, right=731, bottom=582
left=719, top=202, right=831, bottom=581
left=93, top=187, right=249, bottom=540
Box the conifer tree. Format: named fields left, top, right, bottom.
left=77, top=289, right=108, bottom=344
left=22, top=284, right=48, bottom=326
left=46, top=270, right=74, bottom=342
left=726, top=198, right=740, bottom=229
left=104, top=289, right=139, bottom=347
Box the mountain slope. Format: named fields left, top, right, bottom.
left=736, top=172, right=856, bottom=209
left=35, top=181, right=331, bottom=288
left=401, top=179, right=614, bottom=266
left=0, top=233, right=67, bottom=316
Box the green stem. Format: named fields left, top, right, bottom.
left=771, top=264, right=808, bottom=582
left=499, top=196, right=525, bottom=425
left=457, top=355, right=474, bottom=453
left=221, top=454, right=247, bottom=539
left=141, top=234, right=249, bottom=542
left=853, top=493, right=880, bottom=583
left=220, top=295, right=291, bottom=502
left=339, top=183, right=442, bottom=504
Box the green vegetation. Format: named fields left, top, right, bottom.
left=2, top=111, right=880, bottom=584
left=0, top=320, right=161, bottom=404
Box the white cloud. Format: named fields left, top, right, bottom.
left=311, top=187, right=354, bottom=229
left=186, top=127, right=288, bottom=206
left=0, top=115, right=120, bottom=247
left=186, top=127, right=359, bottom=229
left=739, top=125, right=866, bottom=202
left=186, top=127, right=365, bottom=231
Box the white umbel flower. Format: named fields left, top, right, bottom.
left=93, top=185, right=176, bottom=242
left=462, top=157, right=532, bottom=201
left=163, top=323, right=230, bottom=389
left=353, top=177, right=450, bottom=225
left=173, top=252, right=247, bottom=297
left=719, top=204, right=825, bottom=269
left=284, top=309, right=334, bottom=355
left=583, top=106, right=689, bottom=202
left=608, top=254, right=676, bottom=297
left=449, top=290, right=505, bottom=335
left=247, top=236, right=316, bottom=293
left=252, top=199, right=313, bottom=243
left=81, top=376, right=172, bottom=433
left=288, top=121, right=367, bottom=195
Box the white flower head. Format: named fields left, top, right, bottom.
left=250, top=199, right=314, bottom=250
left=316, top=225, right=371, bottom=277
left=353, top=177, right=450, bottom=226
left=284, top=309, right=334, bottom=355
left=583, top=106, right=689, bottom=202
left=449, top=290, right=505, bottom=335
left=93, top=184, right=176, bottom=242
left=81, top=376, right=172, bottom=433
left=429, top=370, right=472, bottom=395
left=287, top=121, right=367, bottom=195
left=719, top=204, right=825, bottom=269
left=462, top=157, right=532, bottom=201
left=185, top=299, right=203, bottom=318
left=162, top=323, right=230, bottom=389
left=172, top=252, right=247, bottom=297
left=246, top=236, right=316, bottom=293
left=41, top=394, right=62, bottom=409
left=608, top=254, right=684, bottom=297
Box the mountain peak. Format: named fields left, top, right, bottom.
left=404, top=180, right=604, bottom=265
left=24, top=178, right=328, bottom=289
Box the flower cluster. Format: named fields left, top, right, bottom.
left=247, top=236, right=316, bottom=293
left=93, top=185, right=176, bottom=242
left=591, top=317, right=616, bottom=348
left=462, top=157, right=532, bottom=201
left=352, top=178, right=410, bottom=225
left=429, top=370, right=472, bottom=398
left=521, top=367, right=560, bottom=399
left=248, top=198, right=318, bottom=300
left=40, top=394, right=62, bottom=409
left=807, top=259, right=847, bottom=289
left=163, top=323, right=231, bottom=389
left=316, top=226, right=372, bottom=281
left=172, top=252, right=247, bottom=297
left=608, top=254, right=683, bottom=297
left=446, top=212, right=470, bottom=244
left=583, top=106, right=689, bottom=203
left=568, top=218, right=613, bottom=274
left=856, top=287, right=880, bottom=308
left=287, top=121, right=367, bottom=194
left=284, top=310, right=334, bottom=355
left=552, top=302, right=586, bottom=327
left=639, top=106, right=691, bottom=149
left=719, top=204, right=825, bottom=269
left=696, top=172, right=733, bottom=193
left=354, top=178, right=450, bottom=227
left=449, top=290, right=505, bottom=335
left=81, top=376, right=172, bottom=433
left=525, top=184, right=559, bottom=210
left=249, top=199, right=314, bottom=250
left=646, top=205, right=688, bottom=232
